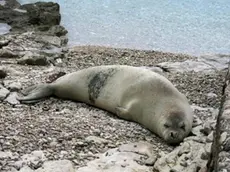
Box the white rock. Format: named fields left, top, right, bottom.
left=154, top=138, right=207, bottom=172
left=76, top=141, right=155, bottom=172
left=19, top=166, right=34, bottom=172
left=0, top=87, right=10, bottom=100
left=36, top=160, right=75, bottom=172
left=5, top=92, right=20, bottom=105
left=0, top=151, right=13, bottom=159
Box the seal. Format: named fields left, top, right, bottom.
left=17, top=65, right=193, bottom=144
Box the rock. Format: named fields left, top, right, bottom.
left=207, top=92, right=218, bottom=98
left=36, top=160, right=75, bottom=172
left=17, top=52, right=49, bottom=66
left=6, top=82, right=22, bottom=91
left=206, top=131, right=214, bottom=142
left=156, top=54, right=229, bottom=73
left=39, top=35, right=62, bottom=47
left=21, top=2, right=61, bottom=27
left=0, top=86, right=10, bottom=100
left=19, top=166, right=34, bottom=172
left=0, top=49, right=19, bottom=58
left=0, top=151, right=13, bottom=159
left=48, top=25, right=68, bottom=37
left=0, top=68, right=7, bottom=78
left=0, top=39, right=10, bottom=48
left=76, top=141, right=155, bottom=172
left=191, top=125, right=204, bottom=137
left=223, top=138, right=230, bottom=151
left=153, top=139, right=208, bottom=172
left=5, top=92, right=20, bottom=105
left=85, top=136, right=109, bottom=144
left=4, top=0, right=21, bottom=9
left=220, top=132, right=228, bottom=144
left=16, top=150, right=46, bottom=170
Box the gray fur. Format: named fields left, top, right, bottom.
left=88, top=68, right=117, bottom=104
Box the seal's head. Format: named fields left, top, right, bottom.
left=160, top=111, right=192, bottom=144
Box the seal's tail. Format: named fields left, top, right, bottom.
left=17, top=84, right=54, bottom=104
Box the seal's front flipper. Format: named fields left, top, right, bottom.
left=115, top=106, right=131, bottom=120
left=17, top=84, right=54, bottom=104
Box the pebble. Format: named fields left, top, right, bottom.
left=0, top=87, right=10, bottom=100
left=5, top=92, right=20, bottom=105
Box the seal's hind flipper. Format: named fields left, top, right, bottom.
left=21, top=85, right=37, bottom=96
left=17, top=84, right=54, bottom=104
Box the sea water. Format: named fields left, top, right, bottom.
left=18, top=0, right=230, bottom=55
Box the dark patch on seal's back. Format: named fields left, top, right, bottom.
left=88, top=68, right=117, bottom=104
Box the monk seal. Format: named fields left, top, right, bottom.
left=17, top=65, right=193, bottom=144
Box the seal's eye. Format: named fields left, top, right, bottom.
left=180, top=124, right=185, bottom=130
left=164, top=124, right=170, bottom=128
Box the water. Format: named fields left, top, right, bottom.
left=0, top=23, right=11, bottom=35
left=19, top=0, right=230, bottom=55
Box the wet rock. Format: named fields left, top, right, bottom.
left=76, top=141, right=155, bottom=172
left=5, top=92, right=20, bottom=105
left=0, top=49, right=19, bottom=58
left=36, top=160, right=74, bottom=172
left=18, top=52, right=49, bottom=66
left=0, top=86, right=10, bottom=100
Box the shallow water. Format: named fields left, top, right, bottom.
left=19, top=0, right=230, bottom=55
left=0, top=23, right=11, bottom=35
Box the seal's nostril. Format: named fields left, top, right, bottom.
left=171, top=132, right=174, bottom=138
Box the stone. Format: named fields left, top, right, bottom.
left=206, top=131, right=214, bottom=142
left=156, top=55, right=229, bottom=73
left=153, top=138, right=208, bottom=172
left=17, top=52, right=49, bottom=66
left=0, top=87, right=10, bottom=100
left=0, top=39, right=9, bottom=48
left=85, top=136, right=109, bottom=144
left=5, top=92, right=20, bottom=105
left=0, top=151, right=13, bottom=159
left=7, top=82, right=22, bottom=91
left=40, top=35, right=62, bottom=47
left=0, top=68, right=7, bottom=78
left=0, top=49, right=19, bottom=58
left=76, top=141, right=155, bottom=172
left=48, top=25, right=68, bottom=37
left=19, top=166, right=34, bottom=172
left=21, top=2, right=61, bottom=27
left=16, top=150, right=46, bottom=170
left=36, top=160, right=75, bottom=172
